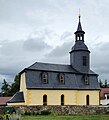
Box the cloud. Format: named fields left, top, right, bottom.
left=47, top=42, right=71, bottom=57
left=90, top=38, right=109, bottom=81
left=23, top=38, right=51, bottom=51
left=0, top=28, right=62, bottom=82
left=44, top=32, right=73, bottom=64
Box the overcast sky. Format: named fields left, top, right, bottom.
left=0, top=0, right=109, bottom=84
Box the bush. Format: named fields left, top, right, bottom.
left=24, top=111, right=31, bottom=115
left=4, top=106, right=16, bottom=114
left=0, top=115, right=3, bottom=120
left=10, top=113, right=21, bottom=120
left=41, top=110, right=51, bottom=115
left=31, top=111, right=40, bottom=115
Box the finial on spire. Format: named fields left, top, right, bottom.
left=78, top=9, right=81, bottom=21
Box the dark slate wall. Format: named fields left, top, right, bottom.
left=25, top=70, right=100, bottom=90
left=70, top=50, right=90, bottom=73
left=26, top=70, right=78, bottom=89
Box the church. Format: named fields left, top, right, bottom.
left=8, top=15, right=100, bottom=106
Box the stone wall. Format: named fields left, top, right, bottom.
left=14, top=105, right=109, bottom=115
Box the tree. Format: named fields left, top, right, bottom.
left=9, top=75, right=20, bottom=96
left=1, top=79, right=11, bottom=96
left=99, top=79, right=109, bottom=88
left=0, top=75, right=20, bottom=96
left=99, top=79, right=104, bottom=88
left=105, top=79, right=107, bottom=88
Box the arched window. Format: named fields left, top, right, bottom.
left=61, top=94, right=65, bottom=105
left=86, top=95, right=89, bottom=105
left=43, top=94, right=47, bottom=105
left=42, top=72, right=48, bottom=84
left=59, top=73, right=65, bottom=84
left=81, top=34, right=84, bottom=41
left=77, top=35, right=80, bottom=40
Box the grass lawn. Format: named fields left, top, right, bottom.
left=22, top=115, right=109, bottom=120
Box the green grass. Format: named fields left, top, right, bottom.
left=22, top=115, right=109, bottom=120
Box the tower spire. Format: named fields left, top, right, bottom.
left=77, top=13, right=82, bottom=31
left=74, top=13, right=85, bottom=42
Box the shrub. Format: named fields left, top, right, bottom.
left=10, top=113, right=21, bottom=120
left=41, top=110, right=51, bottom=115
left=0, top=115, right=3, bottom=120
left=4, top=106, right=16, bottom=114
left=31, top=111, right=40, bottom=115
left=3, top=114, right=10, bottom=120
left=24, top=111, right=31, bottom=115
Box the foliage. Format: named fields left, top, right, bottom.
left=0, top=115, right=3, bottom=120
left=24, top=111, right=31, bottom=115
left=40, top=110, right=51, bottom=115
left=24, top=110, right=51, bottom=116
left=0, top=75, right=20, bottom=96
left=1, top=113, right=21, bottom=120
left=99, top=79, right=109, bottom=88
left=4, top=106, right=16, bottom=114
left=8, top=75, right=20, bottom=96
left=10, top=113, right=21, bottom=120
left=2, top=114, right=10, bottom=120
left=1, top=79, right=11, bottom=96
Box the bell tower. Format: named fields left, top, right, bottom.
left=75, top=15, right=85, bottom=42
left=70, top=15, right=90, bottom=73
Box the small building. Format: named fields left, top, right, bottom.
left=100, top=88, right=109, bottom=105
left=8, top=15, right=100, bottom=106
left=0, top=97, right=11, bottom=106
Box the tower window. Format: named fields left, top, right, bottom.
left=42, top=72, right=48, bottom=84
left=77, top=35, right=80, bottom=40
left=59, top=73, right=65, bottom=84
left=83, top=56, right=87, bottom=66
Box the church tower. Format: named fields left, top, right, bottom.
left=70, top=15, right=90, bottom=73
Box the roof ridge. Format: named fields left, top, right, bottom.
left=28, top=61, right=70, bottom=69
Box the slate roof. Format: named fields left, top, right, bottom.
left=71, top=41, right=90, bottom=52
left=74, top=16, right=85, bottom=34
left=21, top=62, right=100, bottom=90
left=77, top=19, right=83, bottom=31
left=28, top=62, right=79, bottom=73
left=27, top=62, right=96, bottom=75
left=8, top=92, right=25, bottom=103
